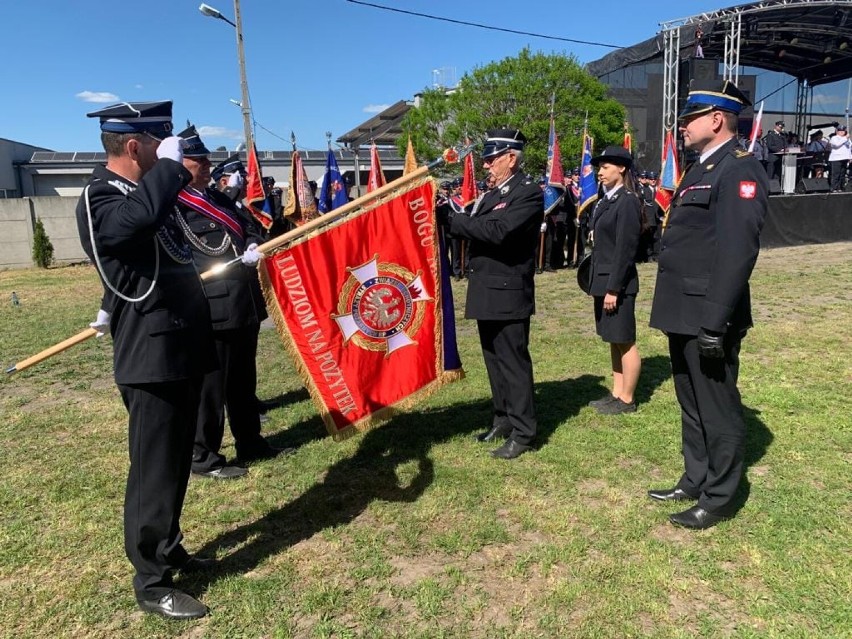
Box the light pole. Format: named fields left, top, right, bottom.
left=199, top=1, right=253, bottom=151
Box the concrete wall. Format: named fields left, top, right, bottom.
left=0, top=197, right=85, bottom=269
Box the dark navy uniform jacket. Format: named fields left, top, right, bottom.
left=449, top=172, right=543, bottom=320
left=76, top=161, right=216, bottom=384
left=179, top=187, right=267, bottom=331
left=588, top=188, right=641, bottom=297
left=650, top=138, right=768, bottom=336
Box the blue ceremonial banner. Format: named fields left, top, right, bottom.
left=543, top=111, right=565, bottom=215
left=318, top=149, right=349, bottom=214
left=577, top=133, right=598, bottom=216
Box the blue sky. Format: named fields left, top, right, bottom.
left=3, top=1, right=848, bottom=152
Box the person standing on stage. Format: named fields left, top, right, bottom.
left=76, top=101, right=216, bottom=619
left=827, top=124, right=851, bottom=192
left=648, top=80, right=768, bottom=530
left=175, top=127, right=281, bottom=478
left=585, top=146, right=643, bottom=415
left=763, top=120, right=786, bottom=181
left=440, top=129, right=543, bottom=460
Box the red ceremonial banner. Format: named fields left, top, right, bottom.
left=259, top=177, right=456, bottom=440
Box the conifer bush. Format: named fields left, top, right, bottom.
left=32, top=217, right=54, bottom=268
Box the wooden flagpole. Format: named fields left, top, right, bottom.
left=6, top=328, right=100, bottom=374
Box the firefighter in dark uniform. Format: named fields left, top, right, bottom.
left=175, top=127, right=280, bottom=478
left=648, top=81, right=768, bottom=529
left=440, top=129, right=544, bottom=459
left=562, top=170, right=579, bottom=267
left=542, top=175, right=568, bottom=271
left=637, top=170, right=658, bottom=262
left=448, top=177, right=468, bottom=279
left=75, top=102, right=216, bottom=619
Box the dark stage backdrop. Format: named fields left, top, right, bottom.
left=761, top=193, right=852, bottom=248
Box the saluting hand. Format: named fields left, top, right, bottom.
left=227, top=172, right=244, bottom=189
left=155, top=136, right=187, bottom=163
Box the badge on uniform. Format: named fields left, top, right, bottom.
left=739, top=181, right=757, bottom=199
left=500, top=185, right=510, bottom=196
left=494, top=202, right=507, bottom=210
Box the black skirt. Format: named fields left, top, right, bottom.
left=593, top=293, right=636, bottom=344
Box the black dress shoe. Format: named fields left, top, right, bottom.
left=647, top=487, right=697, bottom=502
left=475, top=423, right=512, bottom=443
left=178, top=556, right=217, bottom=574
left=669, top=505, right=729, bottom=530
left=138, top=589, right=208, bottom=620
left=192, top=464, right=247, bottom=479
left=491, top=439, right=533, bottom=460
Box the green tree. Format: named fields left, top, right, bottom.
left=396, top=88, right=461, bottom=164
left=32, top=217, right=54, bottom=269
left=399, top=48, right=626, bottom=177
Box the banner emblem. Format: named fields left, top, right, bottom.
left=334, top=256, right=432, bottom=356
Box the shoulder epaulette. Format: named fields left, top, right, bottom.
left=733, top=148, right=753, bottom=159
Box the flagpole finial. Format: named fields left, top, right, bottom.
left=325, top=131, right=332, bottom=149
left=290, top=130, right=296, bottom=151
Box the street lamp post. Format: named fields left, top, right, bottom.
left=199, top=1, right=253, bottom=151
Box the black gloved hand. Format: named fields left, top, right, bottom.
left=696, top=328, right=725, bottom=359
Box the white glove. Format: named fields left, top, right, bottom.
left=227, top=172, right=244, bottom=189
left=540, top=222, right=547, bottom=233
left=155, top=136, right=187, bottom=163
left=89, top=309, right=111, bottom=338
left=241, top=242, right=263, bottom=266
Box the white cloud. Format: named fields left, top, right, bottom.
left=197, top=125, right=244, bottom=140
left=76, top=91, right=119, bottom=103
left=363, top=103, right=390, bottom=113
left=134, top=84, right=144, bottom=89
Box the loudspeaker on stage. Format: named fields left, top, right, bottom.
left=795, top=178, right=830, bottom=194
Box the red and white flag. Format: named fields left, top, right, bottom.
left=367, top=142, right=386, bottom=193
left=748, top=101, right=764, bottom=153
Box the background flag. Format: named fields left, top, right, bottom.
left=284, top=150, right=319, bottom=226
left=258, top=177, right=463, bottom=441
left=655, top=128, right=680, bottom=216
left=318, top=149, right=349, bottom=214
left=403, top=135, right=417, bottom=176
left=748, top=101, right=764, bottom=153
left=543, top=107, right=566, bottom=215
left=245, top=145, right=273, bottom=230
left=623, top=121, right=633, bottom=153
left=367, top=142, right=386, bottom=192
left=577, top=132, right=598, bottom=216
left=460, top=138, right=478, bottom=207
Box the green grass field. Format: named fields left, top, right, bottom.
left=1, top=242, right=850, bottom=638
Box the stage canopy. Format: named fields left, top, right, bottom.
left=587, top=0, right=852, bottom=87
